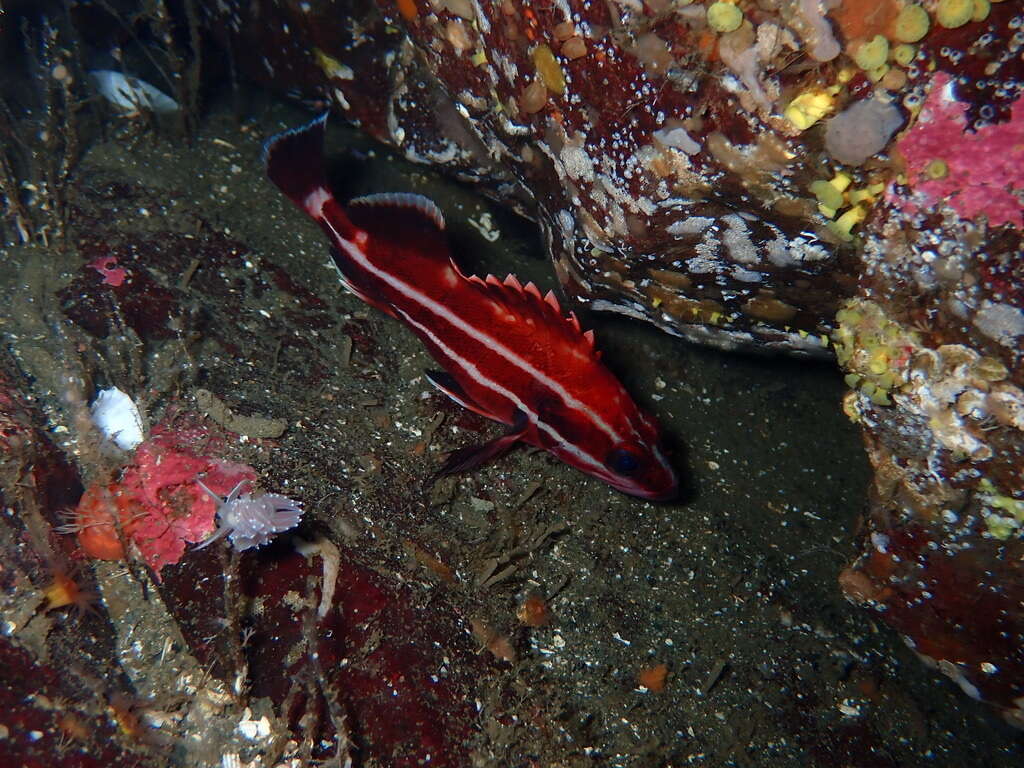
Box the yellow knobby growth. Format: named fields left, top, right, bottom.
left=892, top=5, right=930, bottom=43
left=848, top=182, right=886, bottom=205
left=532, top=44, right=566, bottom=95
left=978, top=479, right=1024, bottom=539
left=833, top=299, right=919, bottom=406
left=829, top=204, right=867, bottom=241
left=707, top=2, right=743, bottom=33
left=892, top=44, right=917, bottom=67
left=936, top=0, right=973, bottom=28
left=784, top=89, right=835, bottom=130
left=830, top=171, right=852, bottom=192
left=925, top=159, right=949, bottom=179
left=853, top=35, right=889, bottom=70
left=810, top=179, right=844, bottom=211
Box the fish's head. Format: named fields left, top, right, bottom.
left=546, top=405, right=677, bottom=501
left=599, top=435, right=678, bottom=501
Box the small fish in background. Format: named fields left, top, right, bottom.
left=263, top=114, right=678, bottom=500
left=89, top=70, right=179, bottom=114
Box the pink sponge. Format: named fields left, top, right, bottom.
left=891, top=72, right=1024, bottom=229
left=72, top=416, right=257, bottom=576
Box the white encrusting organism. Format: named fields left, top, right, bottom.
left=90, top=386, right=145, bottom=451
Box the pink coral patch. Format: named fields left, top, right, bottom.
left=890, top=72, right=1024, bottom=229
left=107, top=420, right=257, bottom=576
left=87, top=255, right=128, bottom=287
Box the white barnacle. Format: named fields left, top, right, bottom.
left=194, top=479, right=303, bottom=551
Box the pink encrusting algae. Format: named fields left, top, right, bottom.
left=891, top=72, right=1024, bottom=229
left=70, top=417, right=258, bottom=575
left=87, top=255, right=128, bottom=287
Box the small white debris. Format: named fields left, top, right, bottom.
left=973, top=301, right=1024, bottom=348
left=467, top=212, right=501, bottom=242
left=237, top=709, right=272, bottom=740
left=90, top=387, right=145, bottom=451
left=837, top=699, right=862, bottom=717
left=90, top=70, right=180, bottom=113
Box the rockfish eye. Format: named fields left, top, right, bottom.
left=606, top=446, right=642, bottom=475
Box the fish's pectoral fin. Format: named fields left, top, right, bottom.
left=435, top=411, right=528, bottom=477
left=424, top=369, right=497, bottom=420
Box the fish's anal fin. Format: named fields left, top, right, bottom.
left=436, top=410, right=528, bottom=476
left=424, top=369, right=497, bottom=421
left=348, top=192, right=446, bottom=231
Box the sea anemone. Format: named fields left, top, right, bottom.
left=194, top=479, right=303, bottom=551
left=41, top=561, right=101, bottom=617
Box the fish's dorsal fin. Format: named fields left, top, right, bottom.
left=465, top=270, right=600, bottom=354
left=543, top=289, right=560, bottom=312
left=348, top=192, right=446, bottom=231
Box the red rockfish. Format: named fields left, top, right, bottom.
left=264, top=114, right=677, bottom=500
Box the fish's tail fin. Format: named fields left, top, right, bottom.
left=264, top=112, right=331, bottom=217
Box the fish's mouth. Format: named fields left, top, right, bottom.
left=610, top=477, right=679, bottom=502
left=634, top=484, right=679, bottom=502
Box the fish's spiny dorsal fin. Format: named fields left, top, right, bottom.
left=543, top=289, right=561, bottom=313
left=466, top=269, right=600, bottom=356
left=348, top=192, right=446, bottom=231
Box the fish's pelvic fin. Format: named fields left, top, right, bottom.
left=436, top=411, right=528, bottom=476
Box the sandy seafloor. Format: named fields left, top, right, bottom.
left=1, top=95, right=1021, bottom=767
